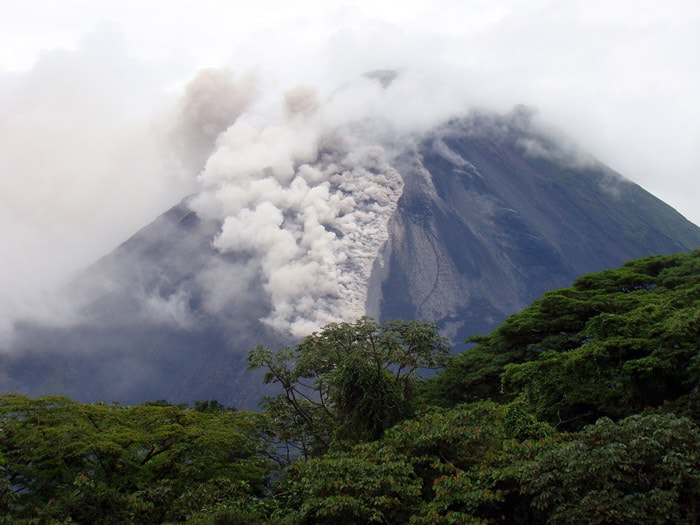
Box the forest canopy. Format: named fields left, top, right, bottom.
left=1, top=250, right=699, bottom=524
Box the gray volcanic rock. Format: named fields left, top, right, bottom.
left=372, top=108, right=700, bottom=343
left=2, top=107, right=699, bottom=408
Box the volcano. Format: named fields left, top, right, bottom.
left=2, top=93, right=699, bottom=408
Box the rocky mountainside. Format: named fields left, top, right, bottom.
left=3, top=105, right=700, bottom=409
left=373, top=107, right=700, bottom=341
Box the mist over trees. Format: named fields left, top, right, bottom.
left=1, top=250, right=699, bottom=523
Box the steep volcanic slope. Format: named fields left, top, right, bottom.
left=2, top=108, right=700, bottom=408
left=372, top=108, right=700, bottom=343
left=4, top=205, right=288, bottom=408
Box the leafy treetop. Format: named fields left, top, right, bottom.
left=247, top=316, right=450, bottom=457
left=426, top=250, right=700, bottom=429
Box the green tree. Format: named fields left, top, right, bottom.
left=247, top=317, right=450, bottom=456
left=272, top=449, right=422, bottom=524
left=522, top=413, right=700, bottom=524
left=0, top=394, right=270, bottom=524
left=270, top=401, right=553, bottom=524
left=426, top=250, right=700, bottom=429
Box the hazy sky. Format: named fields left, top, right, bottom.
left=1, top=0, right=699, bottom=328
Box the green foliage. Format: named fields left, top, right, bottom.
left=271, top=404, right=700, bottom=524
left=247, top=316, right=450, bottom=456
left=522, top=413, right=700, bottom=524
left=269, top=401, right=554, bottom=524
left=272, top=449, right=422, bottom=524
left=5, top=252, right=700, bottom=523
left=332, top=358, right=406, bottom=441
left=383, top=402, right=519, bottom=523
left=0, top=394, right=270, bottom=524
left=384, top=401, right=554, bottom=524
left=427, top=250, right=700, bottom=429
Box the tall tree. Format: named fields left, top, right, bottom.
left=247, top=317, right=450, bottom=456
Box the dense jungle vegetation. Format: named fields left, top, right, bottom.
left=1, top=250, right=699, bottom=524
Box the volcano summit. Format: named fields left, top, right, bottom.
left=3, top=71, right=699, bottom=408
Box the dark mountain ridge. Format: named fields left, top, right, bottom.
left=373, top=108, right=700, bottom=339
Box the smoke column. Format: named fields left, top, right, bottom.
left=186, top=79, right=404, bottom=337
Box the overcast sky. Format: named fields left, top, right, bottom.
left=1, top=0, right=699, bottom=327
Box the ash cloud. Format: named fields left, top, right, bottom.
left=189, top=83, right=404, bottom=337
left=165, top=68, right=258, bottom=175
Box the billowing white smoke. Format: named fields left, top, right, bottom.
left=188, top=82, right=403, bottom=337
left=165, top=68, right=258, bottom=176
